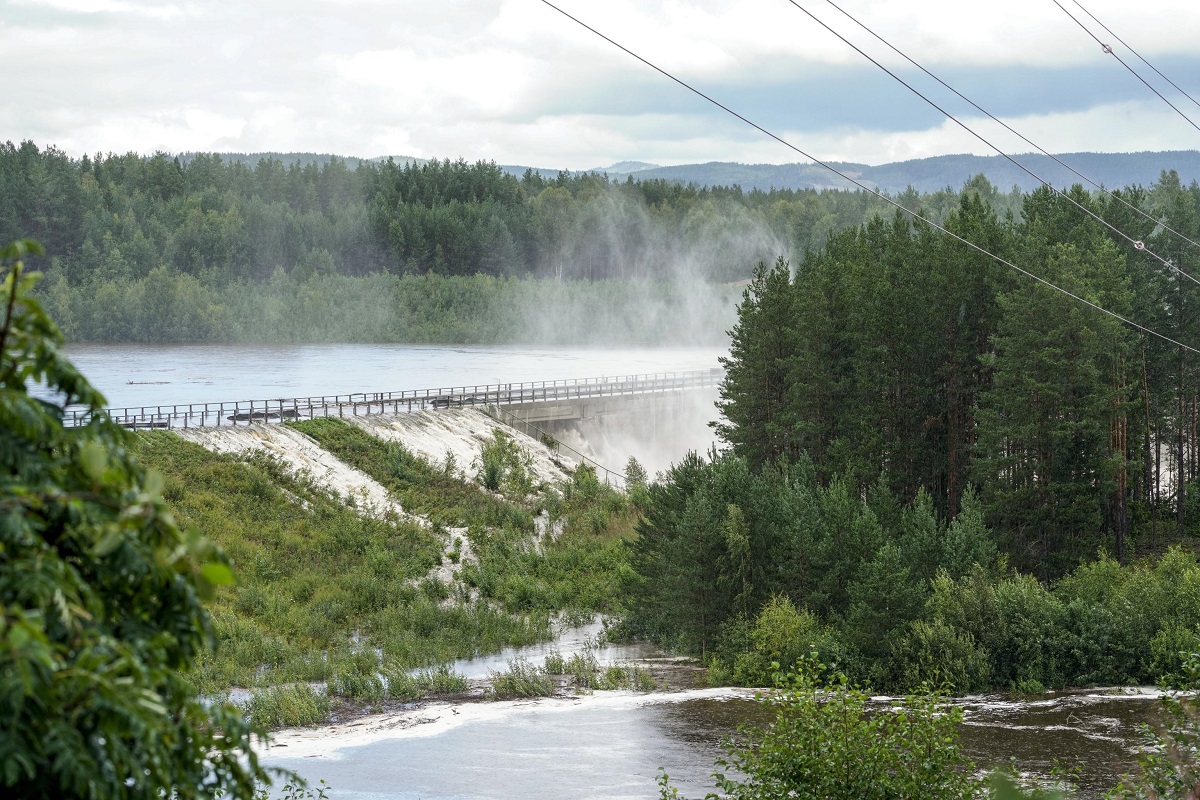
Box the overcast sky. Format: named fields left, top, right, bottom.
left=3, top=0, right=1199, bottom=169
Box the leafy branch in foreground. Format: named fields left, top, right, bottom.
left=0, top=239, right=269, bottom=798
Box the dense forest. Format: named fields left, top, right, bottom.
left=625, top=172, right=1200, bottom=693
left=1, top=140, right=1020, bottom=344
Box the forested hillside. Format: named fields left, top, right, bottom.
left=625, top=173, right=1200, bottom=692
left=3, top=140, right=1019, bottom=344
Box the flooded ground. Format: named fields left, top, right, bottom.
left=262, top=688, right=1162, bottom=800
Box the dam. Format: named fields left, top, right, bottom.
left=78, top=367, right=724, bottom=480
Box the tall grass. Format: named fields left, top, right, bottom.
left=243, top=684, right=331, bottom=729
left=134, top=433, right=545, bottom=695
left=291, top=418, right=637, bottom=615
left=487, top=659, right=556, bottom=699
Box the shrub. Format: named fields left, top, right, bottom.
left=730, top=595, right=849, bottom=686
left=473, top=428, right=536, bottom=497
left=891, top=618, right=992, bottom=694
left=663, top=658, right=979, bottom=800
left=0, top=239, right=268, bottom=797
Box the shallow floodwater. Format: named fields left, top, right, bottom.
left=263, top=688, right=1163, bottom=800
left=444, top=619, right=662, bottom=681
left=62, top=343, right=726, bottom=410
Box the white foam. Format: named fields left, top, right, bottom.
left=259, top=687, right=758, bottom=759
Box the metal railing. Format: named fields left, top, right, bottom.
left=67, top=368, right=725, bottom=431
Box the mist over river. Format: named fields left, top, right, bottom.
left=65, top=343, right=727, bottom=410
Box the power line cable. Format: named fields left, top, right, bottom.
left=779, top=0, right=1197, bottom=285
left=817, top=0, right=1200, bottom=258
left=534, top=0, right=1200, bottom=355
left=1069, top=0, right=1200, bottom=113
left=1051, top=0, right=1200, bottom=136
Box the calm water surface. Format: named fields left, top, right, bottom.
left=64, top=343, right=726, bottom=410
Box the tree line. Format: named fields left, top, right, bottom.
left=625, top=170, right=1200, bottom=692
left=2, top=140, right=1026, bottom=343
left=717, top=175, right=1200, bottom=574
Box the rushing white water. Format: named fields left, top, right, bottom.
left=175, top=424, right=413, bottom=522
left=348, top=409, right=572, bottom=488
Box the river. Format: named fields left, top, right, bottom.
left=262, top=635, right=1163, bottom=800
left=265, top=690, right=1161, bottom=800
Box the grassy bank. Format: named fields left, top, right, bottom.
left=131, top=425, right=638, bottom=727
left=290, top=418, right=638, bottom=616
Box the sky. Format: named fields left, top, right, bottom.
left=3, top=0, right=1199, bottom=169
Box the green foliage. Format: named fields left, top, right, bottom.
left=243, top=685, right=331, bottom=730
left=130, top=432, right=548, bottom=696
left=714, top=179, right=1200, bottom=575
left=474, top=428, right=536, bottom=497
left=728, top=596, right=848, bottom=686
left=0, top=239, right=268, bottom=797
left=486, top=658, right=556, bottom=699
left=634, top=441, right=1200, bottom=692
left=669, top=659, right=979, bottom=800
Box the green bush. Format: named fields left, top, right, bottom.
left=474, top=429, right=536, bottom=497
left=664, top=659, right=979, bottom=800
left=891, top=619, right=992, bottom=694
left=729, top=595, right=849, bottom=686
left=0, top=238, right=268, bottom=797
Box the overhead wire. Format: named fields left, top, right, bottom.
left=815, top=0, right=1200, bottom=259
left=1051, top=0, right=1200, bottom=136
left=779, top=0, right=1199, bottom=286
left=533, top=0, right=1200, bottom=355
left=1067, top=0, right=1200, bottom=113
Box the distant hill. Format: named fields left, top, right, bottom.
left=583, top=151, right=1200, bottom=194
left=179, top=150, right=1200, bottom=194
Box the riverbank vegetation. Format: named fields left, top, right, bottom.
left=129, top=419, right=639, bottom=728
left=627, top=174, right=1200, bottom=695
left=290, top=418, right=636, bottom=615
left=0, top=240, right=267, bottom=797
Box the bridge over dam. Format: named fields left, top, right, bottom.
left=79, top=368, right=725, bottom=479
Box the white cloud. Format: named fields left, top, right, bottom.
left=1, top=0, right=1197, bottom=166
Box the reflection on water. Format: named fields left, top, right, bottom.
left=265, top=689, right=1162, bottom=800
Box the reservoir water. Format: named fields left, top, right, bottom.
left=63, top=343, right=726, bottom=410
